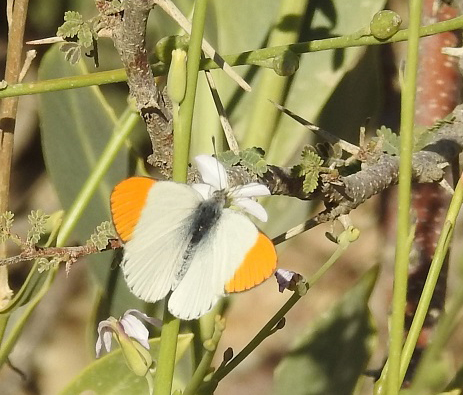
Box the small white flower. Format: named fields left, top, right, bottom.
left=95, top=309, right=162, bottom=358
left=275, top=269, right=303, bottom=293
left=193, top=155, right=271, bottom=222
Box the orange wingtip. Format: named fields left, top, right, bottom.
left=110, top=177, right=156, bottom=242
left=225, top=232, right=277, bottom=293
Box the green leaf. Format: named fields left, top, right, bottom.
left=26, top=209, right=50, bottom=245
left=60, top=42, right=82, bottom=65
left=273, top=266, right=378, bottom=395
left=57, top=11, right=84, bottom=38
left=413, top=126, right=435, bottom=152
left=302, top=172, right=320, bottom=194
left=78, top=23, right=94, bottom=48
left=59, top=334, right=193, bottom=395
left=0, top=211, right=14, bottom=244
left=376, top=125, right=400, bottom=155
left=216, top=150, right=240, bottom=167
left=239, top=147, right=268, bottom=176
left=87, top=221, right=116, bottom=250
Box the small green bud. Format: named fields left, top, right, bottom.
left=119, top=332, right=153, bottom=377
left=370, top=10, right=402, bottom=40
left=337, top=226, right=360, bottom=245
left=273, top=50, right=299, bottom=76
left=154, top=35, right=189, bottom=63
left=167, top=48, right=188, bottom=105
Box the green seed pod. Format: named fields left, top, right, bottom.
left=273, top=50, right=299, bottom=76
left=119, top=335, right=153, bottom=377
left=154, top=35, right=189, bottom=63
left=167, top=48, right=188, bottom=105
left=370, top=10, right=402, bottom=40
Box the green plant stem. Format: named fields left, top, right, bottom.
left=242, top=0, right=309, bottom=150
left=409, top=260, right=463, bottom=393
left=174, top=0, right=209, bottom=178
left=57, top=108, right=139, bottom=246
left=3, top=15, right=463, bottom=100
left=400, top=173, right=463, bottom=389
left=407, top=256, right=463, bottom=395
left=155, top=1, right=209, bottom=394
left=386, top=2, right=422, bottom=394
left=183, top=317, right=225, bottom=395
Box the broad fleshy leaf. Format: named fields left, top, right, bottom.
left=59, top=334, right=193, bottom=395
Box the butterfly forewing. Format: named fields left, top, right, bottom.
left=117, top=181, right=203, bottom=303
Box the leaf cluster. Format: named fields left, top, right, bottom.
left=292, top=147, right=324, bottom=194
left=217, top=148, right=268, bottom=177
left=26, top=210, right=50, bottom=246
left=0, top=211, right=14, bottom=244
left=57, top=11, right=97, bottom=64
left=86, top=221, right=116, bottom=250
left=373, top=124, right=439, bottom=155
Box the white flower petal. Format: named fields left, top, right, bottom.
left=233, top=198, right=268, bottom=222
left=195, top=155, right=228, bottom=190
left=275, top=269, right=296, bottom=293
left=125, top=309, right=163, bottom=328
left=95, top=335, right=103, bottom=358
left=191, top=183, right=214, bottom=200
left=102, top=330, right=113, bottom=352
left=231, top=182, right=270, bottom=198
left=96, top=321, right=114, bottom=357
left=120, top=314, right=150, bottom=349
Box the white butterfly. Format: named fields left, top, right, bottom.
left=111, top=155, right=277, bottom=320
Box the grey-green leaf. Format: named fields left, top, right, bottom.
left=38, top=45, right=138, bottom=315
left=273, top=266, right=378, bottom=395
left=59, top=334, right=193, bottom=395
left=376, top=125, right=400, bottom=155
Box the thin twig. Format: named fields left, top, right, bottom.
left=18, top=50, right=36, bottom=83
left=0, top=239, right=122, bottom=267
left=154, top=0, right=251, bottom=92
left=204, top=70, right=240, bottom=153
left=271, top=101, right=360, bottom=155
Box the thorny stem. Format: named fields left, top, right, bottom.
left=0, top=0, right=30, bottom=340
left=387, top=0, right=423, bottom=394
left=3, top=15, right=463, bottom=100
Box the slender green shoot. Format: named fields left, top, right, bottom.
left=386, top=1, right=422, bottom=394
left=154, top=1, right=210, bottom=394
left=2, top=16, right=463, bottom=100
left=400, top=172, right=463, bottom=388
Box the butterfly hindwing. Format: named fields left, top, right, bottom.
left=225, top=231, right=277, bottom=293
left=168, top=209, right=275, bottom=320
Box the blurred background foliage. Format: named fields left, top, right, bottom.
left=2, top=0, right=463, bottom=394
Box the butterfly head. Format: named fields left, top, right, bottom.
left=193, top=155, right=271, bottom=222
